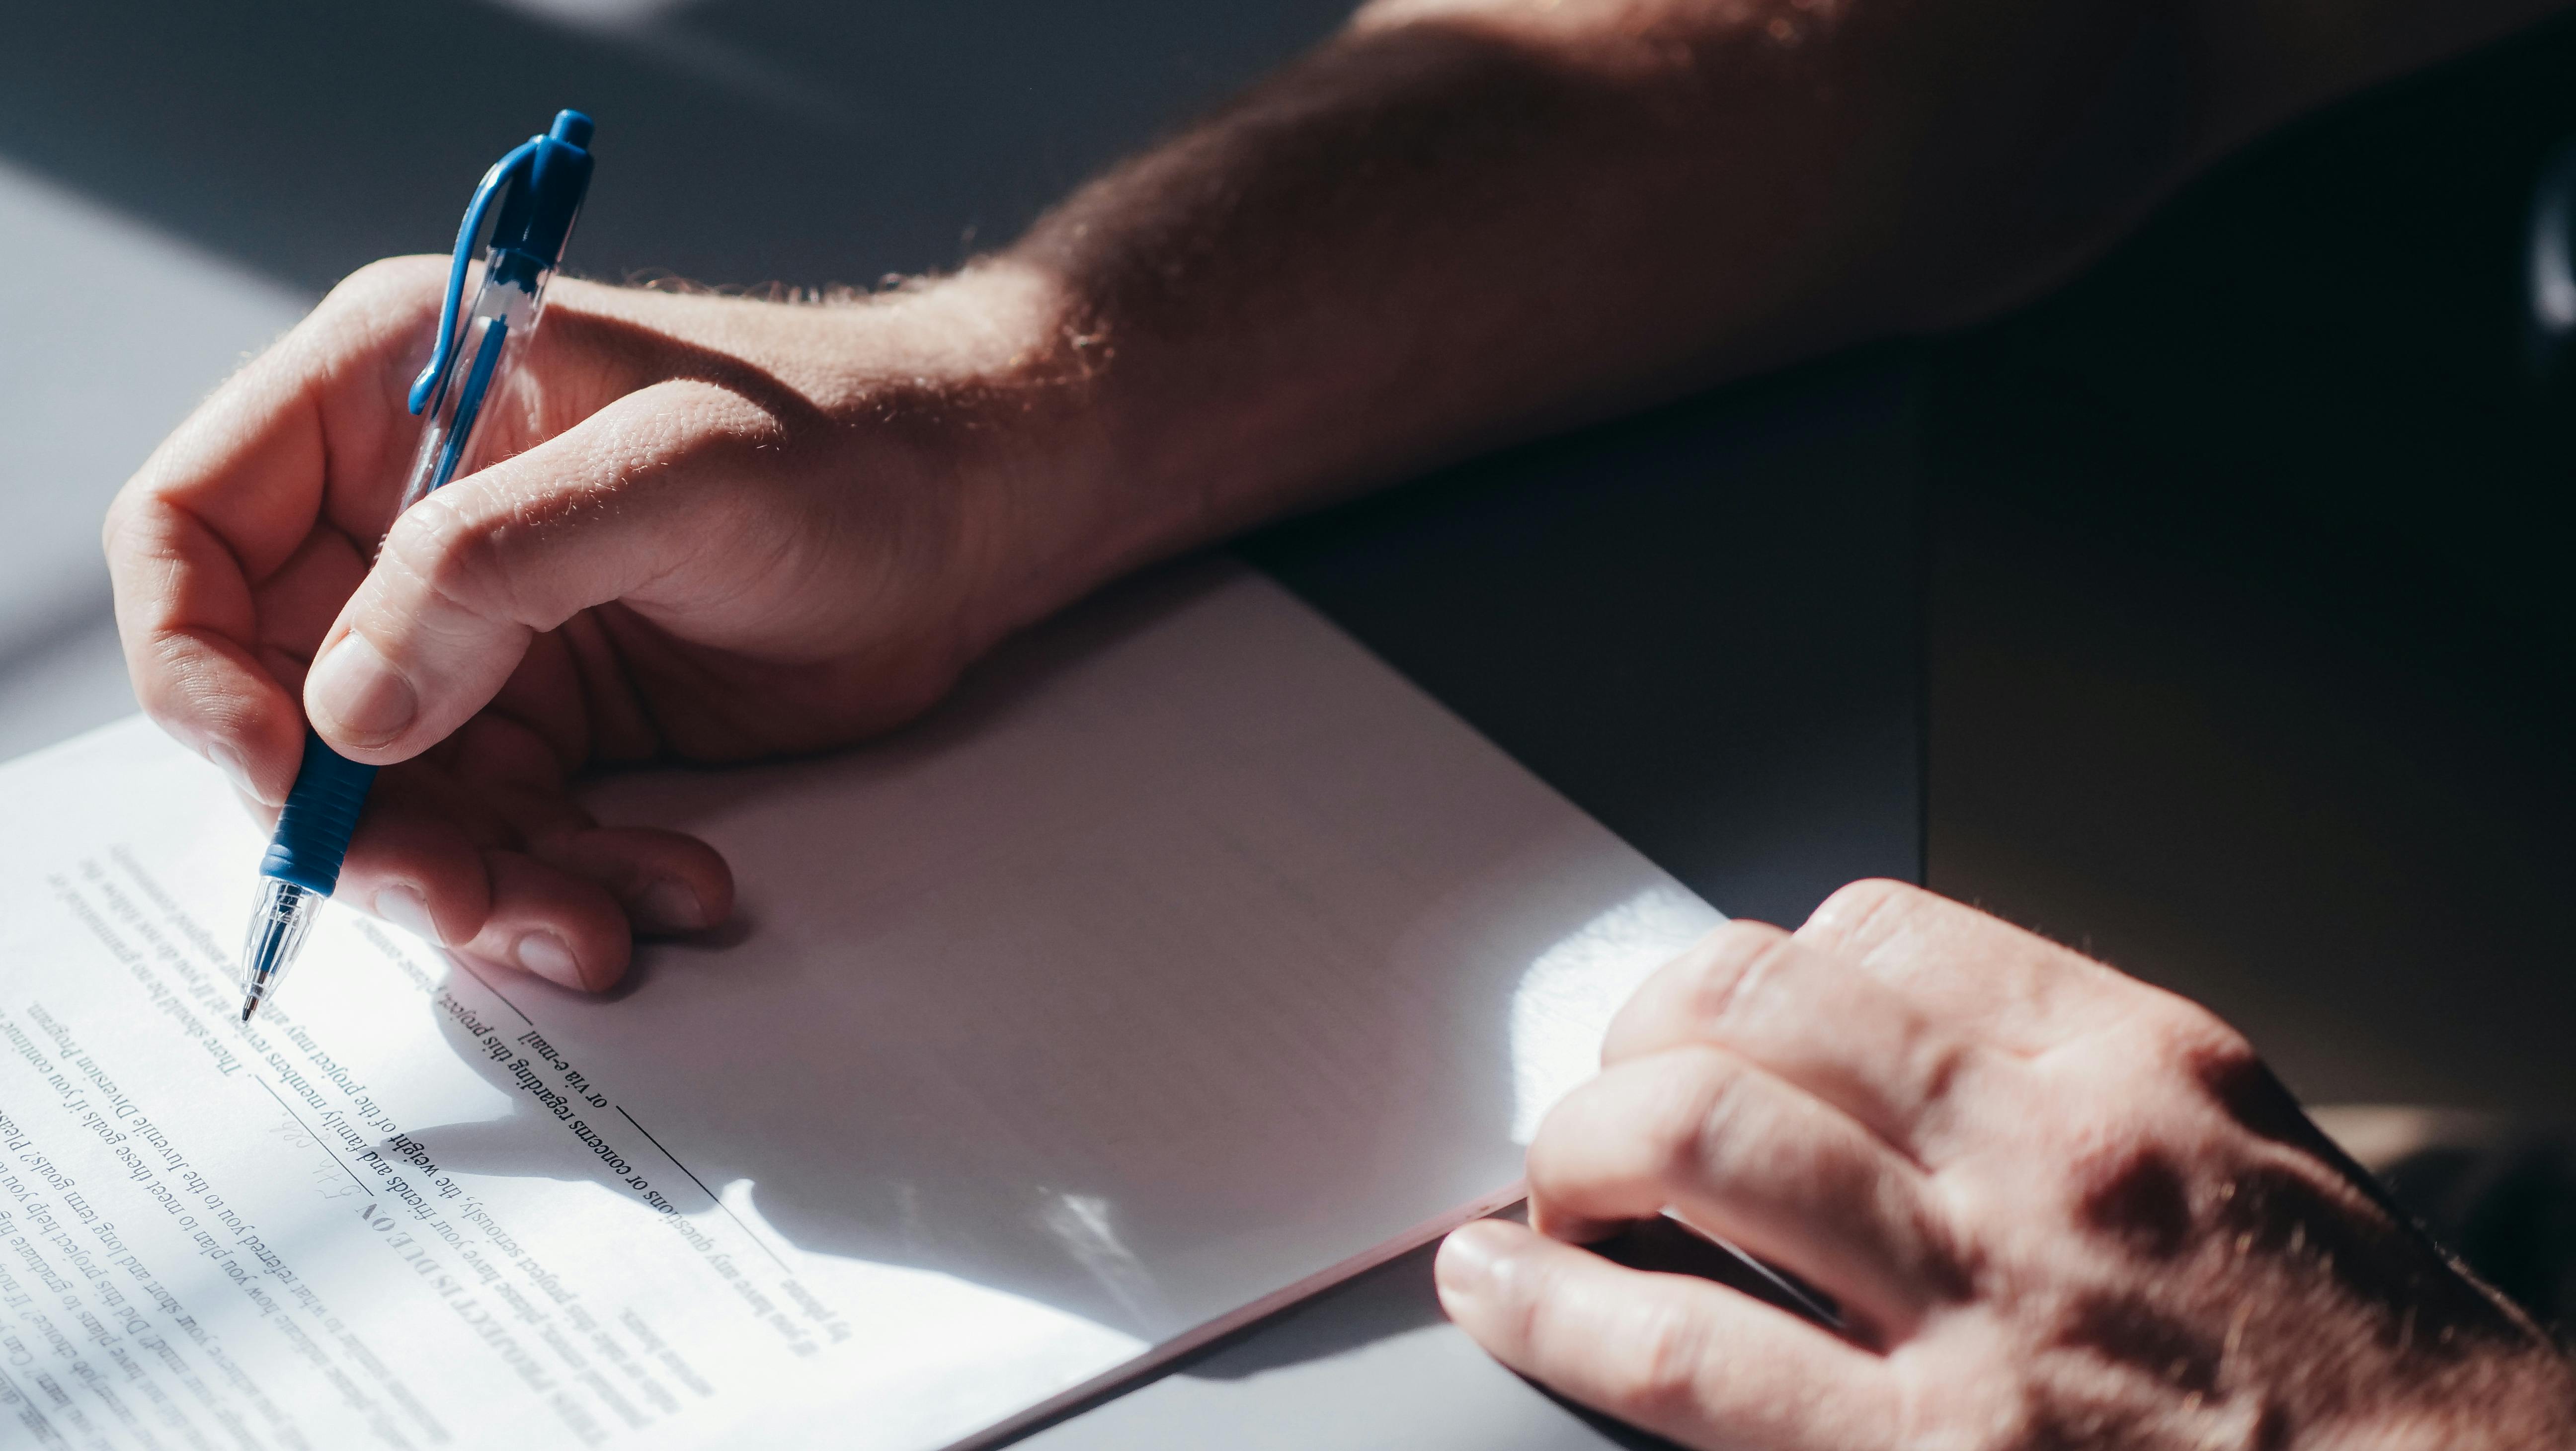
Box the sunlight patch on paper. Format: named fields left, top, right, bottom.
left=1509, top=886, right=1721, bottom=1144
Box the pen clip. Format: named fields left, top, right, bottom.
left=408, top=138, right=541, bottom=417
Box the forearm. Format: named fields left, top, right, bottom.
left=991, top=0, right=1955, bottom=600
left=935, top=0, right=2572, bottom=633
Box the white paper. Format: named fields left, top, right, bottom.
left=0, top=559, right=1719, bottom=1451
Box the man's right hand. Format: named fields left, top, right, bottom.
left=105, top=255, right=1127, bottom=993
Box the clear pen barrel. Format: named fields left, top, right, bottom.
left=396, top=250, right=557, bottom=515
left=240, top=877, right=323, bottom=1012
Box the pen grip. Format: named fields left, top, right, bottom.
left=259, top=730, right=379, bottom=896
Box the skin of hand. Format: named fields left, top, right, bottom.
left=1435, top=881, right=2576, bottom=1450
left=105, top=0, right=2575, bottom=993
left=103, top=257, right=1149, bottom=992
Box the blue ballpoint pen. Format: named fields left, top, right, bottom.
left=239, top=109, right=597, bottom=1023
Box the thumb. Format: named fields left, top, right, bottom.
left=305, top=381, right=768, bottom=764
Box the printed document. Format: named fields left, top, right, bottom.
left=0, top=560, right=1718, bottom=1450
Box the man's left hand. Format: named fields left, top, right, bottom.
left=1437, top=881, right=2576, bottom=1450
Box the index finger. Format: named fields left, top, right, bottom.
left=1600, top=920, right=1978, bottom=1155
left=104, top=258, right=441, bottom=801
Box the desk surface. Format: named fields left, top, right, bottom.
left=1025, top=1234, right=1652, bottom=1451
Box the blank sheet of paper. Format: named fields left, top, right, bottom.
left=0, top=558, right=1718, bottom=1450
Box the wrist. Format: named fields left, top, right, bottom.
left=817, top=261, right=1213, bottom=658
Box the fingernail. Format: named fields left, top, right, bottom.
left=514, top=931, right=583, bottom=989
left=373, top=885, right=439, bottom=944
left=635, top=880, right=707, bottom=934
left=1436, top=1220, right=1517, bottom=1297
left=207, top=742, right=258, bottom=800
left=307, top=633, right=416, bottom=745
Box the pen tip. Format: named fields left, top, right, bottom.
left=240, top=995, right=259, bottom=1024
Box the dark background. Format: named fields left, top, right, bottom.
left=1923, top=17, right=2576, bottom=1111
left=0, top=0, right=1355, bottom=294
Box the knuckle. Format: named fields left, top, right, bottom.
left=1643, top=1052, right=1743, bottom=1187
left=310, top=257, right=449, bottom=398
left=1801, top=877, right=1929, bottom=952
left=326, top=255, right=447, bottom=317
left=1530, top=1052, right=1737, bottom=1204
left=2119, top=1002, right=2312, bottom=1144
left=1904, top=1034, right=1981, bottom=1134
left=383, top=494, right=507, bottom=618
left=2181, top=1024, right=2261, bottom=1096
left=1678, top=920, right=1795, bottom=1025
left=2122, top=997, right=2253, bottom=1078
